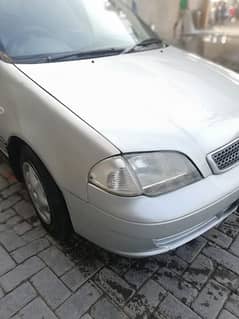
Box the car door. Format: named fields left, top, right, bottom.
left=0, top=106, right=7, bottom=155
left=0, top=60, right=8, bottom=155
left=0, top=59, right=18, bottom=156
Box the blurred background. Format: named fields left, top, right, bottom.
left=119, top=0, right=239, bottom=72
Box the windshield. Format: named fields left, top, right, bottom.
left=0, top=0, right=160, bottom=63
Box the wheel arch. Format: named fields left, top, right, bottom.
left=7, top=136, right=57, bottom=186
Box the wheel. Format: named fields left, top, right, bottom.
left=20, top=145, right=72, bottom=241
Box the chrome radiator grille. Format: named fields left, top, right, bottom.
left=208, top=138, right=239, bottom=173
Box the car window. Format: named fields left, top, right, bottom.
left=0, top=0, right=158, bottom=62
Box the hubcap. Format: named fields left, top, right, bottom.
left=23, top=162, right=51, bottom=225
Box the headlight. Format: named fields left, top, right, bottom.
left=89, top=152, right=202, bottom=197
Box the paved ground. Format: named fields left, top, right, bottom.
left=213, top=22, right=239, bottom=37
left=1, top=155, right=239, bottom=319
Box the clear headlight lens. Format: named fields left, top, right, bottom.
left=89, top=156, right=142, bottom=196
left=89, top=152, right=202, bottom=197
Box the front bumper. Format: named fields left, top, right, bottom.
left=63, top=164, right=239, bottom=257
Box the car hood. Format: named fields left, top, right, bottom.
left=18, top=47, right=239, bottom=157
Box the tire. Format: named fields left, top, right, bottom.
left=20, top=145, right=72, bottom=241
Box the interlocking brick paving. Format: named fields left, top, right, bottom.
left=0, top=154, right=239, bottom=319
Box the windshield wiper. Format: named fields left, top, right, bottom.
left=47, top=48, right=124, bottom=62
left=13, top=48, right=124, bottom=64
left=123, top=38, right=164, bottom=54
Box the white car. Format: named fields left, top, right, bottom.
left=1, top=0, right=239, bottom=257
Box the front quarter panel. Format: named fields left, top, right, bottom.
left=0, top=61, right=119, bottom=200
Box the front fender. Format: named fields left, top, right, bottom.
left=1, top=62, right=119, bottom=200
